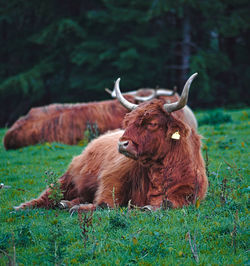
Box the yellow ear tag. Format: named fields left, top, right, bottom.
left=171, top=131, right=180, bottom=140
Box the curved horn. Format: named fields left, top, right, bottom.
left=163, top=73, right=198, bottom=113
left=135, top=87, right=176, bottom=102
left=135, top=87, right=175, bottom=102
left=114, top=78, right=138, bottom=111
left=155, top=88, right=175, bottom=97
left=134, top=89, right=156, bottom=102
left=105, top=87, right=138, bottom=98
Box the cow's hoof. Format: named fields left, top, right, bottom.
left=13, top=204, right=25, bottom=211
left=58, top=200, right=70, bottom=209
left=69, top=203, right=95, bottom=216
left=69, top=205, right=80, bottom=216
left=141, top=205, right=153, bottom=211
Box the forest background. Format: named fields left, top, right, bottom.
left=0, top=0, right=249, bottom=127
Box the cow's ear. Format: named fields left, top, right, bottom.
left=166, top=117, right=191, bottom=140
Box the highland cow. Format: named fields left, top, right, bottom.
left=14, top=73, right=208, bottom=212
left=3, top=99, right=130, bottom=150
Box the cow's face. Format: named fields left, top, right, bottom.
left=115, top=74, right=196, bottom=165
left=118, top=99, right=179, bottom=165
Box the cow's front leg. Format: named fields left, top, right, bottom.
left=58, top=198, right=84, bottom=209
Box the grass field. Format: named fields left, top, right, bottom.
left=0, top=108, right=249, bottom=265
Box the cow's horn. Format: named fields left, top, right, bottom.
left=135, top=88, right=175, bottom=102
left=155, top=88, right=175, bottom=97
left=114, top=78, right=138, bottom=111
left=134, top=89, right=156, bottom=102
left=163, top=73, right=198, bottom=113
left=105, top=88, right=114, bottom=96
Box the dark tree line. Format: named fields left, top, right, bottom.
left=0, top=0, right=249, bottom=127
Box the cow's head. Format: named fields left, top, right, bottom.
left=116, top=74, right=197, bottom=166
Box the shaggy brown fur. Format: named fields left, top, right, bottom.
left=14, top=99, right=207, bottom=211
left=3, top=98, right=130, bottom=150
left=4, top=92, right=192, bottom=150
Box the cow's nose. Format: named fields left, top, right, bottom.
left=118, top=139, right=138, bottom=159
left=118, top=140, right=129, bottom=150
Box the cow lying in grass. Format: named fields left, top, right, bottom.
left=14, top=73, right=207, bottom=211
left=4, top=98, right=131, bottom=150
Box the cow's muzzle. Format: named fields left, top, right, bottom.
left=118, top=140, right=138, bottom=160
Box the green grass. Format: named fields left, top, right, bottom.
left=0, top=108, right=249, bottom=265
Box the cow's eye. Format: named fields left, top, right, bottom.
left=147, top=122, right=159, bottom=130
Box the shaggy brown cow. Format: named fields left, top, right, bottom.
left=4, top=89, right=181, bottom=150
left=14, top=73, right=208, bottom=212
left=3, top=99, right=130, bottom=150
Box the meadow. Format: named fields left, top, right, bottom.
left=0, top=108, right=249, bottom=265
